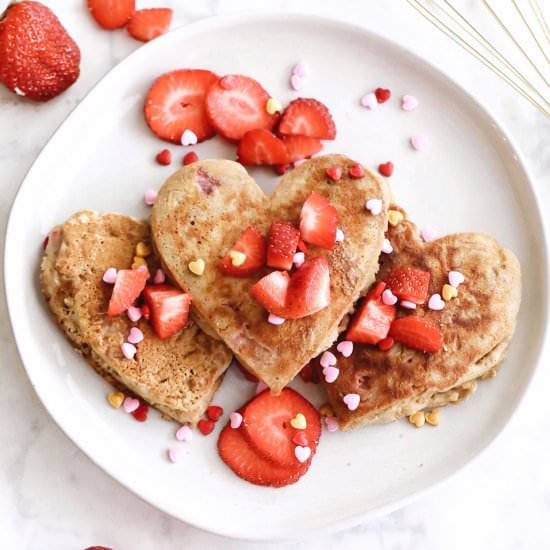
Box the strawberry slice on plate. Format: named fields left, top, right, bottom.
left=346, top=296, right=396, bottom=344
left=266, top=220, right=300, bottom=270
left=282, top=135, right=323, bottom=162
left=385, top=267, right=431, bottom=304
left=144, top=69, right=219, bottom=143
left=127, top=8, right=172, bottom=42
left=88, top=0, right=135, bottom=29
left=107, top=268, right=149, bottom=317
left=220, top=226, right=266, bottom=277
left=389, top=316, right=443, bottom=353
left=143, top=284, right=191, bottom=339
left=237, top=129, right=289, bottom=166
left=205, top=75, right=277, bottom=141
left=278, top=98, right=336, bottom=139
left=250, top=270, right=290, bottom=317
left=299, top=191, right=338, bottom=249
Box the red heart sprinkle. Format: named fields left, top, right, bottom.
left=275, top=163, right=290, bottom=175
left=155, top=149, right=172, bottom=166
left=198, top=418, right=215, bottom=435
left=349, top=163, right=365, bottom=179
left=292, top=431, right=309, bottom=446
left=183, top=151, right=199, bottom=166
left=132, top=403, right=149, bottom=422
left=378, top=162, right=394, bottom=177
left=207, top=405, right=224, bottom=422
left=378, top=337, right=395, bottom=351
left=375, top=88, right=391, bottom=103
left=326, top=165, right=342, bottom=182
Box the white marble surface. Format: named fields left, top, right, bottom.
left=1, top=1, right=549, bottom=548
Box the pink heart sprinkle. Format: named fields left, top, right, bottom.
left=410, top=134, right=428, bottom=151
left=382, top=289, right=398, bottom=305
left=428, top=293, right=445, bottom=311
left=290, top=74, right=304, bottom=91
left=102, top=267, right=117, bottom=284
left=421, top=227, right=439, bottom=243
left=181, top=129, right=198, bottom=146
left=292, top=62, right=308, bottom=77
left=366, top=198, right=383, bottom=215
left=121, top=342, right=137, bottom=360
left=381, top=239, right=393, bottom=254
left=123, top=396, right=139, bottom=413
left=294, top=445, right=311, bottom=463
left=336, top=228, right=345, bottom=242
left=449, top=271, right=465, bottom=287
left=144, top=189, right=157, bottom=206
left=400, top=300, right=417, bottom=310
left=168, top=446, right=185, bottom=464
left=268, top=313, right=285, bottom=325
left=323, top=366, right=340, bottom=383
left=127, top=327, right=144, bottom=344
left=127, top=306, right=142, bottom=323
left=343, top=393, right=360, bottom=411
left=325, top=416, right=339, bottom=432
left=153, top=269, right=165, bottom=284
left=360, top=92, right=378, bottom=110
left=175, top=425, right=193, bottom=442
left=229, top=412, right=243, bottom=429
left=293, top=252, right=305, bottom=267
left=402, top=95, right=419, bottom=111
left=320, top=351, right=337, bottom=368
left=336, top=340, right=353, bottom=357
left=256, top=381, right=268, bottom=395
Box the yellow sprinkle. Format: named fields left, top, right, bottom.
left=425, top=409, right=440, bottom=426
left=408, top=411, right=425, bottom=428
left=135, top=242, right=152, bottom=257
left=388, top=210, right=404, bottom=226
left=107, top=391, right=125, bottom=409
left=290, top=413, right=307, bottom=430
left=131, top=256, right=147, bottom=269
left=442, top=284, right=458, bottom=301
left=319, top=403, right=335, bottom=417
left=188, top=258, right=205, bottom=276
left=229, top=250, right=247, bottom=267
left=266, top=97, right=282, bottom=115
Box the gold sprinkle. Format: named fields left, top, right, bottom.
left=408, top=411, right=426, bottom=428
left=188, top=258, right=205, bottom=276
left=425, top=409, right=440, bottom=426
left=229, top=250, right=247, bottom=267
left=290, top=413, right=307, bottom=429
left=131, top=256, right=147, bottom=269
left=388, top=210, right=404, bottom=226
left=442, top=284, right=458, bottom=301
left=135, top=242, right=152, bottom=257
left=107, top=391, right=125, bottom=409
left=319, top=404, right=335, bottom=417
left=266, top=97, right=282, bottom=115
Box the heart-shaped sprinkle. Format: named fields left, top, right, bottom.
left=198, top=418, right=215, bottom=435
left=107, top=391, right=125, bottom=409
left=378, top=162, right=394, bottom=177
left=121, top=342, right=137, bottom=360
left=294, top=159, right=307, bottom=167
left=421, top=227, right=439, bottom=243
left=168, top=445, right=185, bottom=464
left=335, top=228, right=345, bottom=242
left=266, top=97, right=282, bottom=115
left=292, top=431, right=308, bottom=446
left=378, top=336, right=394, bottom=351
left=410, top=134, right=429, bottom=151
left=229, top=411, right=243, bottom=429
left=175, top=424, right=193, bottom=441
left=320, top=350, right=337, bottom=368
left=292, top=62, right=308, bottom=77
left=343, top=393, right=360, bottom=411
left=293, top=252, right=305, bottom=267
left=127, top=305, right=142, bottom=323
left=153, top=268, right=166, bottom=284
left=268, top=313, right=285, bottom=325
left=188, top=258, right=205, bottom=276
left=382, top=289, right=398, bottom=305
left=181, top=129, right=198, bottom=146
left=366, top=198, right=383, bottom=215
left=229, top=250, right=246, bottom=266
left=325, top=416, right=339, bottom=432
left=127, top=327, right=144, bottom=344
left=402, top=94, right=419, bottom=111
left=442, top=284, right=458, bottom=301
left=336, top=340, right=354, bottom=357
left=144, top=189, right=157, bottom=206
left=135, top=242, right=151, bottom=257
left=294, top=445, right=311, bottom=463
left=428, top=293, right=445, bottom=310
left=381, top=239, right=393, bottom=254
left=123, top=396, right=139, bottom=413
left=326, top=165, right=342, bottom=182
left=448, top=270, right=465, bottom=287
left=360, top=92, right=378, bottom=109
left=256, top=381, right=268, bottom=394
left=375, top=87, right=391, bottom=103
left=323, top=366, right=340, bottom=383
left=388, top=210, right=404, bottom=226
left=400, top=300, right=417, bottom=310
left=102, top=267, right=117, bottom=284
left=349, top=163, right=365, bottom=179
left=290, top=412, right=307, bottom=429
left=290, top=73, right=304, bottom=91
left=132, top=403, right=148, bottom=422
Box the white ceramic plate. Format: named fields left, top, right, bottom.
left=5, top=13, right=548, bottom=541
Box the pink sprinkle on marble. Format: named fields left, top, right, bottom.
left=144, top=189, right=157, bottom=206
left=127, top=306, right=142, bottom=323
left=293, top=252, right=305, bottom=267
left=343, top=393, right=360, bottom=411
left=230, top=412, right=243, bottom=429
left=290, top=74, right=304, bottom=91
left=325, top=416, right=339, bottom=432
left=102, top=267, right=117, bottom=284
left=400, top=300, right=417, bottom=310
left=121, top=342, right=137, bottom=360
left=402, top=95, right=419, bottom=111
left=336, top=340, right=353, bottom=357
left=410, top=134, right=429, bottom=151
left=268, top=313, right=285, bottom=325
left=320, top=351, right=337, bottom=368
left=449, top=271, right=465, bottom=287
left=381, top=239, right=393, bottom=254
left=292, top=62, right=308, bottom=77
left=175, top=425, right=193, bottom=442
left=323, top=366, right=340, bottom=383
left=256, top=381, right=268, bottom=395
left=168, top=446, right=185, bottom=464
left=428, top=293, right=445, bottom=311
left=421, top=227, right=439, bottom=243
left=366, top=198, right=383, bottom=215
left=153, top=269, right=166, bottom=284
left=127, top=327, right=144, bottom=344
left=123, top=396, right=139, bottom=413
left=382, top=289, right=398, bottom=305
left=336, top=228, right=345, bottom=242
left=360, top=92, right=378, bottom=110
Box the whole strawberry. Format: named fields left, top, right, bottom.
left=0, top=1, right=80, bottom=101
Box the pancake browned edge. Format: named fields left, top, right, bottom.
left=151, top=155, right=390, bottom=393
left=40, top=210, right=233, bottom=425
left=320, top=207, right=522, bottom=431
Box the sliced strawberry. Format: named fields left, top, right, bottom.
left=297, top=237, right=309, bottom=253
left=346, top=296, right=396, bottom=344
left=107, top=269, right=149, bottom=317
left=205, top=75, right=277, bottom=141
left=389, top=316, right=443, bottom=353
left=237, top=129, right=289, bottom=166
left=299, top=191, right=338, bottom=249
left=285, top=256, right=330, bottom=319
left=236, top=361, right=259, bottom=383
left=220, top=227, right=266, bottom=277
left=87, top=0, right=135, bottom=30
left=278, top=98, right=336, bottom=139
left=144, top=69, right=219, bottom=144
left=266, top=221, right=300, bottom=270
left=368, top=281, right=387, bottom=300
left=142, top=284, right=191, bottom=339
left=385, top=268, right=431, bottom=304
left=242, top=388, right=321, bottom=468
left=250, top=270, right=290, bottom=317
left=282, top=135, right=323, bottom=162
left=127, top=8, right=172, bottom=42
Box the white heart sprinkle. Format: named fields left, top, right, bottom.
left=400, top=300, right=417, bottom=310
left=381, top=239, right=393, bottom=254
left=290, top=74, right=304, bottom=91
left=449, top=271, right=465, bottom=287
left=229, top=412, right=243, bottom=429
left=123, top=396, right=139, bottom=413
left=325, top=416, right=339, bottom=432
left=343, top=393, right=360, bottom=411
left=293, top=252, right=305, bottom=267
left=382, top=289, right=398, bottom=305
left=121, top=342, right=136, bottom=360
left=175, top=425, right=193, bottom=442
left=410, top=134, right=428, bottom=151
left=360, top=92, right=378, bottom=110
left=323, top=366, right=340, bottom=383
left=168, top=446, right=185, bottom=464
left=336, top=340, right=353, bottom=357
left=181, top=129, right=198, bottom=146
left=320, top=351, right=337, bottom=368
left=428, top=293, right=445, bottom=311
left=127, top=327, right=144, bottom=344
left=366, top=198, right=383, bottom=215
left=402, top=95, right=419, bottom=111
left=268, top=313, right=285, bottom=325
left=294, top=445, right=311, bottom=463
left=292, top=62, right=308, bottom=77
left=144, top=189, right=157, bottom=206
left=102, top=267, right=117, bottom=284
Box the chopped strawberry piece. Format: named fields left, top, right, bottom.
left=242, top=388, right=321, bottom=467
left=267, top=221, right=300, bottom=270
left=385, top=267, right=431, bottom=304
left=282, top=135, right=323, bottom=162
left=368, top=281, right=387, bottom=300
left=198, top=419, right=215, bottom=435
left=220, top=227, right=266, bottom=277
left=107, top=269, right=149, bottom=317
left=299, top=362, right=320, bottom=384
left=236, top=361, right=259, bottom=382
left=275, top=163, right=290, bottom=175
left=346, top=296, right=396, bottom=344
left=389, top=316, right=443, bottom=353
left=299, top=191, right=338, bottom=249
left=378, top=336, right=395, bottom=351
left=88, top=0, right=135, bottom=30
left=140, top=303, right=150, bottom=320
left=182, top=151, right=199, bottom=165
left=205, top=75, right=277, bottom=141
left=207, top=405, right=224, bottom=422
left=144, top=69, right=219, bottom=144
left=278, top=98, right=336, bottom=139
left=237, top=129, right=289, bottom=166
left=250, top=270, right=290, bottom=317
left=297, top=237, right=309, bottom=253
left=142, top=284, right=191, bottom=339
left=128, top=8, right=172, bottom=42
left=155, top=149, right=171, bottom=165
left=132, top=403, right=148, bottom=422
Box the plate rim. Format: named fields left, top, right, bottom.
left=4, top=11, right=549, bottom=541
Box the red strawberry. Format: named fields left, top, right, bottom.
left=155, top=149, right=171, bottom=165
left=378, top=336, right=395, bottom=351
left=142, top=284, right=191, bottom=339
left=127, top=8, right=172, bottom=43
left=346, top=296, right=396, bottom=344
left=385, top=267, right=430, bottom=304
left=297, top=237, right=309, bottom=253
left=368, top=281, right=387, bottom=300
left=205, top=75, right=277, bottom=141
left=207, top=405, right=224, bottom=422
left=144, top=69, right=219, bottom=144
left=242, top=388, right=321, bottom=467
left=237, top=129, right=289, bottom=166
left=198, top=419, right=215, bottom=436
left=250, top=270, right=290, bottom=317
left=132, top=403, right=148, bottom=422
left=299, top=362, right=320, bottom=384
left=220, top=227, right=266, bottom=277
left=183, top=151, right=199, bottom=165
left=378, top=161, right=394, bottom=177
left=389, top=316, right=443, bottom=353
left=278, top=98, right=336, bottom=139
left=236, top=361, right=259, bottom=383
left=375, top=87, right=391, bottom=103
left=107, top=269, right=149, bottom=317
left=87, top=0, right=134, bottom=30
left=140, top=303, right=150, bottom=320
left=0, top=1, right=80, bottom=102
left=299, top=191, right=338, bottom=249
left=266, top=221, right=300, bottom=270
left=282, top=135, right=323, bottom=162
left=275, top=163, right=290, bottom=175
left=326, top=165, right=342, bottom=182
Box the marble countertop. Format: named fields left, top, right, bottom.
left=1, top=1, right=549, bottom=548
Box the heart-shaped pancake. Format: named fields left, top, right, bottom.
left=41, top=210, right=232, bottom=424
left=319, top=207, right=521, bottom=430
left=151, top=155, right=390, bottom=392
